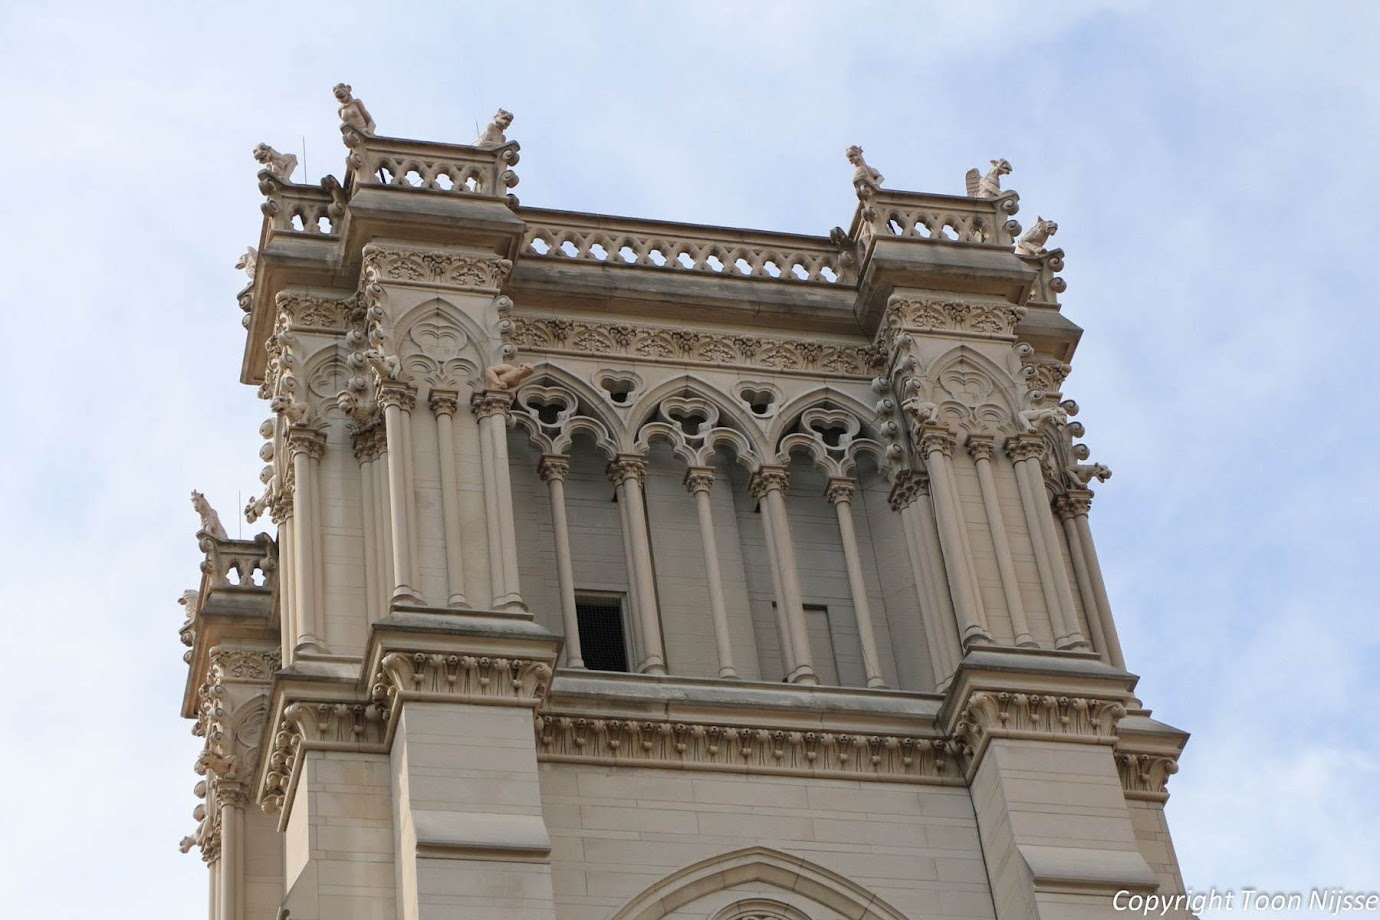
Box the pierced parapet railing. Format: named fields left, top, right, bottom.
left=856, top=189, right=1022, bottom=251
left=344, top=134, right=520, bottom=201
left=198, top=531, right=278, bottom=595
left=520, top=209, right=857, bottom=286
left=1020, top=247, right=1067, bottom=306
left=258, top=173, right=339, bottom=239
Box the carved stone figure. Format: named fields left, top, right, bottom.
left=364, top=349, right=403, bottom=382
left=1068, top=462, right=1112, bottom=485
left=191, top=491, right=229, bottom=540
left=965, top=159, right=1012, bottom=198
left=476, top=109, right=514, bottom=148
left=235, top=247, right=257, bottom=282
left=1017, top=405, right=1069, bottom=432
left=321, top=175, right=347, bottom=220
left=252, top=143, right=298, bottom=182
left=846, top=145, right=884, bottom=198
left=1016, top=217, right=1058, bottom=257
left=484, top=363, right=535, bottom=390
left=901, top=397, right=939, bottom=428
left=334, top=83, right=376, bottom=137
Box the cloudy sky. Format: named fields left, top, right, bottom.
left=1, top=2, right=1375, bottom=917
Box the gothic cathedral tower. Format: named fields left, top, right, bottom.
left=176, top=93, right=1192, bottom=920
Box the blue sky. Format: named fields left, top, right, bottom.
left=0, top=2, right=1376, bottom=917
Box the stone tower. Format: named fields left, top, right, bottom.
left=176, top=96, right=1192, bottom=920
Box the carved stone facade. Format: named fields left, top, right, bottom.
left=172, top=93, right=1192, bottom=920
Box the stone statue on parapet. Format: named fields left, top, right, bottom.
left=252, top=143, right=298, bottom=182
left=191, top=490, right=229, bottom=540
left=965, top=158, right=1012, bottom=198
left=477, top=109, right=514, bottom=148
left=334, top=83, right=376, bottom=137
left=235, top=247, right=257, bottom=282
left=846, top=145, right=884, bottom=199
left=1015, top=217, right=1058, bottom=257
left=485, top=363, right=535, bottom=390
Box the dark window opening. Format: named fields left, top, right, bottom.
left=576, top=595, right=629, bottom=672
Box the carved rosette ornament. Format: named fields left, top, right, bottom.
left=536, top=713, right=963, bottom=784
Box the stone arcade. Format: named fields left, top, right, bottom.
left=175, top=92, right=1192, bottom=920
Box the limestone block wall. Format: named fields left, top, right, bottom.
left=538, top=762, right=995, bottom=920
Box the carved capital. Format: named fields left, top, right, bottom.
left=537, top=456, right=570, bottom=483
left=918, top=427, right=956, bottom=459
left=607, top=455, right=647, bottom=487
left=1054, top=488, right=1094, bottom=520
left=261, top=698, right=389, bottom=817
left=377, top=383, right=418, bottom=413
left=350, top=417, right=384, bottom=462
left=286, top=426, right=326, bottom=460
left=369, top=651, right=553, bottom=722
left=824, top=478, right=856, bottom=505
left=965, top=434, right=997, bottom=463
left=683, top=467, right=715, bottom=494
left=1005, top=433, right=1046, bottom=463
left=887, top=470, right=923, bottom=511
left=748, top=467, right=790, bottom=499
left=470, top=390, right=513, bottom=419
left=950, top=689, right=1127, bottom=775
left=428, top=389, right=460, bottom=418
left=1116, top=751, right=1180, bottom=801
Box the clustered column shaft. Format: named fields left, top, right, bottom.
left=751, top=467, right=818, bottom=685
left=890, top=473, right=959, bottom=685
left=967, top=435, right=1036, bottom=647
left=825, top=478, right=886, bottom=688
left=919, top=427, right=993, bottom=647
left=379, top=384, right=422, bottom=605
left=1006, top=434, right=1088, bottom=649
left=472, top=390, right=524, bottom=611
left=1058, top=488, right=1127, bottom=668
left=684, top=467, right=737, bottom=679
left=608, top=455, right=667, bottom=675
left=539, top=456, right=583, bottom=669
left=287, top=425, right=328, bottom=654
left=429, top=391, right=469, bottom=608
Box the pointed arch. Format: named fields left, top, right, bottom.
left=919, top=344, right=1023, bottom=416
left=611, top=846, right=911, bottom=920
left=769, top=384, right=880, bottom=446
left=300, top=348, right=355, bottom=419
left=392, top=296, right=491, bottom=361
left=520, top=361, right=626, bottom=441
left=624, top=373, right=769, bottom=458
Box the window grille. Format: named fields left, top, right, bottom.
left=576, top=594, right=629, bottom=672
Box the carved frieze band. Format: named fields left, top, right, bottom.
left=877, top=296, right=1026, bottom=352
left=535, top=713, right=965, bottom=785
left=508, top=316, right=882, bottom=377
left=951, top=689, right=1128, bottom=779
left=369, top=651, right=554, bottom=718
left=361, top=245, right=513, bottom=292
left=274, top=291, right=357, bottom=333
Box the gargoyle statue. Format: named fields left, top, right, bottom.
left=1068, top=462, right=1112, bottom=485
left=252, top=143, right=298, bottom=182
left=477, top=108, right=514, bottom=148
left=191, top=491, right=229, bottom=540
left=1017, top=404, right=1069, bottom=432
left=364, top=349, right=403, bottom=382
left=1016, top=217, right=1058, bottom=257
left=321, top=175, right=347, bottom=221
left=334, top=83, right=376, bottom=137
left=846, top=145, right=884, bottom=199
left=485, top=363, right=535, bottom=390
left=965, top=158, right=1012, bottom=198
left=234, top=247, right=257, bottom=282
left=901, top=397, right=939, bottom=428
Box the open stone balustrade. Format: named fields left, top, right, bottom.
left=520, top=209, right=857, bottom=285
left=855, top=187, right=1023, bottom=250
left=344, top=134, right=520, bottom=198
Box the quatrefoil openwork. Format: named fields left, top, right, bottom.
left=518, top=385, right=577, bottom=429
left=801, top=407, right=860, bottom=450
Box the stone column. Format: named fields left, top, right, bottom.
left=271, top=502, right=296, bottom=666
left=1060, top=489, right=1127, bottom=669
left=919, top=428, right=993, bottom=648
left=287, top=425, right=328, bottom=654
left=379, top=384, right=422, bottom=605
left=613, top=476, right=645, bottom=663
left=217, top=790, right=244, bottom=920
left=967, top=435, right=1036, bottom=648
left=472, top=391, right=525, bottom=611
left=352, top=426, right=381, bottom=625
left=1006, top=434, right=1088, bottom=650
left=539, top=456, right=583, bottom=669
left=429, top=390, right=470, bottom=608
left=825, top=478, right=886, bottom=688
left=608, top=455, right=667, bottom=675
left=889, top=473, right=954, bottom=686
left=684, top=467, right=737, bottom=679
left=750, top=467, right=817, bottom=686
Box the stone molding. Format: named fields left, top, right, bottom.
left=748, top=467, right=790, bottom=498
left=535, top=712, right=964, bottom=785
left=951, top=688, right=1127, bottom=779
left=361, top=244, right=513, bottom=292
left=274, top=290, right=356, bottom=334
left=508, top=315, right=881, bottom=378
left=1115, top=750, right=1180, bottom=802
left=876, top=295, right=1026, bottom=352
left=260, top=698, right=389, bottom=818
left=369, top=650, right=554, bottom=719
left=470, top=390, right=513, bottom=419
